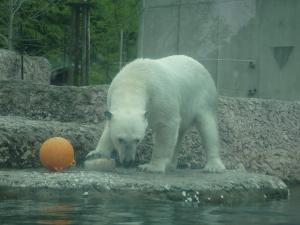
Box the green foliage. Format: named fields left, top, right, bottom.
left=89, top=0, right=139, bottom=83
left=0, top=0, right=139, bottom=84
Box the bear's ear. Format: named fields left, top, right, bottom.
left=104, top=111, right=113, bottom=120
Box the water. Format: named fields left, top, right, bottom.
left=0, top=187, right=299, bottom=225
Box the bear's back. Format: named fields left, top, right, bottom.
left=117, top=55, right=213, bottom=90
left=109, top=55, right=216, bottom=108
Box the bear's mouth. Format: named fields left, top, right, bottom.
left=111, top=150, right=137, bottom=168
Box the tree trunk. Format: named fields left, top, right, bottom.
left=7, top=0, right=27, bottom=50
left=85, top=7, right=90, bottom=85
left=8, top=1, right=14, bottom=50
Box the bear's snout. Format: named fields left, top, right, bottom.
left=113, top=149, right=136, bottom=168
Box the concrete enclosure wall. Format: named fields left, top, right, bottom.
left=138, top=0, right=300, bottom=101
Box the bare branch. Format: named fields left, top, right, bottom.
left=27, top=0, right=58, bottom=20
left=0, top=33, right=8, bottom=45
left=28, top=3, right=50, bottom=20
left=0, top=17, right=7, bottom=25
left=12, top=0, right=27, bottom=15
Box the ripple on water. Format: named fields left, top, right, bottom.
left=0, top=187, right=299, bottom=225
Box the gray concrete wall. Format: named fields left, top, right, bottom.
left=138, top=0, right=300, bottom=100
left=257, top=0, right=300, bottom=100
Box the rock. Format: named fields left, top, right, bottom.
left=0, top=80, right=108, bottom=123
left=217, top=97, right=300, bottom=183
left=0, top=49, right=51, bottom=84
left=0, top=169, right=288, bottom=204
left=0, top=80, right=299, bottom=183
left=0, top=116, right=102, bottom=168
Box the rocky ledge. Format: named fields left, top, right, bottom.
left=0, top=169, right=288, bottom=204
left=0, top=49, right=51, bottom=84
left=0, top=80, right=300, bottom=183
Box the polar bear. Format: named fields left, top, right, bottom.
left=86, top=55, right=225, bottom=173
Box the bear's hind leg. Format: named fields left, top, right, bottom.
left=195, top=111, right=225, bottom=172
left=86, top=122, right=114, bottom=160
left=138, top=119, right=180, bottom=173
left=168, top=131, right=185, bottom=171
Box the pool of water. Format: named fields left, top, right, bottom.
left=0, top=186, right=299, bottom=225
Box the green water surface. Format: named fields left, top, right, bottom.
left=0, top=187, right=299, bottom=225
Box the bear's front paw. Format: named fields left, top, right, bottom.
left=203, top=159, right=226, bottom=173
left=86, top=150, right=102, bottom=160
left=137, top=163, right=166, bottom=173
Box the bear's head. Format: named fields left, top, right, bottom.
left=105, top=110, right=148, bottom=167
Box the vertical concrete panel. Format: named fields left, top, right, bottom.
left=139, top=5, right=179, bottom=58
left=216, top=0, right=258, bottom=97
left=137, top=1, right=145, bottom=57
left=258, top=0, right=300, bottom=100
left=179, top=2, right=218, bottom=82
left=217, top=61, right=257, bottom=98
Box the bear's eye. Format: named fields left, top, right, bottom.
left=118, top=138, right=125, bottom=144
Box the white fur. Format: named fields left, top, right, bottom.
left=87, top=55, right=225, bottom=173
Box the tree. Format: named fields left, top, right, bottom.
left=0, top=0, right=64, bottom=52
left=0, top=0, right=139, bottom=84
left=89, top=0, right=139, bottom=83
left=0, top=0, right=28, bottom=50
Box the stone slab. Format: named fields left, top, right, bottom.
left=0, top=80, right=108, bottom=123
left=0, top=169, right=288, bottom=204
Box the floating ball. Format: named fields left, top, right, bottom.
left=39, top=137, right=76, bottom=172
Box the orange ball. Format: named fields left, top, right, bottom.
left=39, top=137, right=76, bottom=172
